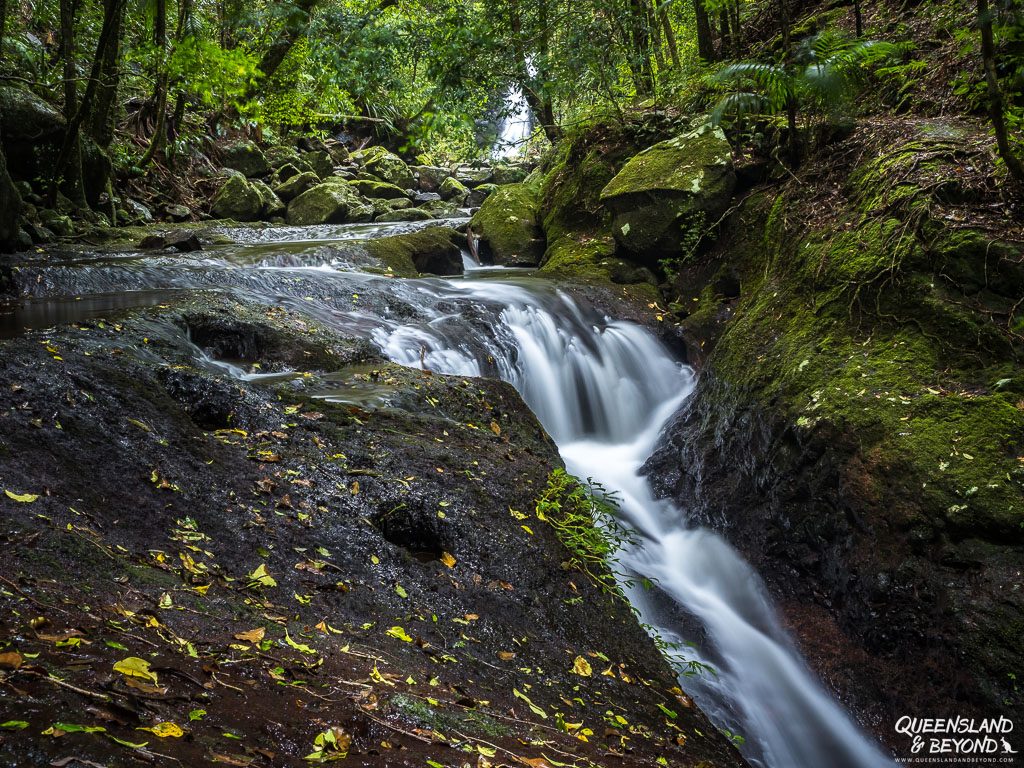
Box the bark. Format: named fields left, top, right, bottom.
left=508, top=3, right=562, bottom=144
left=89, top=0, right=125, bottom=149
left=661, top=1, right=681, bottom=69
left=693, top=0, right=716, bottom=61
left=719, top=10, right=732, bottom=58
left=0, top=0, right=23, bottom=250
left=780, top=0, right=790, bottom=55
left=978, top=0, right=1024, bottom=181
left=853, top=0, right=863, bottom=37
left=647, top=0, right=666, bottom=71
left=56, top=0, right=88, bottom=209
left=47, top=0, right=126, bottom=207
left=139, top=0, right=168, bottom=167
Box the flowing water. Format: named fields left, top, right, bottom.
left=1, top=221, right=894, bottom=768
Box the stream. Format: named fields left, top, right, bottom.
left=0, top=219, right=894, bottom=768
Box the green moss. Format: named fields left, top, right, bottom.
left=470, top=182, right=544, bottom=264
left=538, top=236, right=617, bottom=279
left=364, top=227, right=459, bottom=276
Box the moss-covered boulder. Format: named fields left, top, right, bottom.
left=600, top=124, right=735, bottom=261
left=273, top=170, right=319, bottom=203
left=363, top=150, right=414, bottom=189
left=438, top=176, right=470, bottom=204
left=210, top=175, right=263, bottom=221
left=466, top=182, right=498, bottom=208
left=470, top=182, right=544, bottom=266
left=221, top=141, right=270, bottom=178
left=303, top=149, right=335, bottom=179
left=375, top=208, right=433, bottom=223
left=411, top=165, right=451, bottom=192
left=493, top=165, right=529, bottom=185
left=286, top=181, right=366, bottom=225
left=251, top=180, right=285, bottom=219
left=265, top=145, right=301, bottom=169
left=364, top=227, right=463, bottom=275
left=352, top=179, right=410, bottom=199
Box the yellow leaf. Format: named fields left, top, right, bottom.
left=234, top=627, right=265, bottom=644
left=114, top=657, right=158, bottom=685
left=490, top=422, right=501, bottom=436
left=386, top=626, right=413, bottom=642
left=250, top=564, right=276, bottom=587
left=571, top=656, right=592, bottom=677
left=440, top=552, right=456, bottom=568
left=137, top=722, right=183, bottom=738
left=5, top=490, right=39, bottom=503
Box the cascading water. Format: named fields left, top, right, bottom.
left=371, top=278, right=896, bottom=768
left=4, top=222, right=895, bottom=767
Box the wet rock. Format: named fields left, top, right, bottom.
left=374, top=208, right=433, bottom=223
left=439, top=176, right=470, bottom=204
left=454, top=166, right=493, bottom=187
left=410, top=165, right=450, bottom=192
left=413, top=192, right=442, bottom=204
left=273, top=170, right=320, bottom=203
left=419, top=200, right=462, bottom=219
left=252, top=180, right=286, bottom=219
left=139, top=230, right=203, bottom=252
left=352, top=180, right=409, bottom=200
left=470, top=182, right=544, bottom=266
left=122, top=198, right=153, bottom=224
left=600, top=124, right=736, bottom=262
left=38, top=209, right=74, bottom=237
left=0, top=86, right=65, bottom=184
left=365, top=227, right=462, bottom=275
left=164, top=204, right=191, bottom=221
left=466, top=182, right=498, bottom=208
left=272, top=163, right=301, bottom=184
left=386, top=198, right=413, bottom=211
left=23, top=222, right=53, bottom=244
left=265, top=145, right=301, bottom=169
left=286, top=181, right=367, bottom=225
left=210, top=175, right=264, bottom=221
left=221, top=140, right=271, bottom=178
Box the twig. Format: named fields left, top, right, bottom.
left=0, top=574, right=69, bottom=614
left=19, top=670, right=111, bottom=701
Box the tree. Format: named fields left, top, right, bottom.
left=0, top=0, right=23, bottom=250
left=694, top=0, right=717, bottom=61
left=977, top=0, right=1024, bottom=182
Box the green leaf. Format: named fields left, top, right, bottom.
left=0, top=721, right=28, bottom=730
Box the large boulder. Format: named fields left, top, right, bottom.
left=252, top=180, right=285, bottom=219
left=221, top=141, right=270, bottom=178
left=286, top=181, right=367, bottom=225
left=273, top=171, right=319, bottom=203
left=493, top=165, right=529, bottom=185
left=352, top=180, right=409, bottom=200
left=303, top=150, right=334, bottom=179
left=265, top=145, right=301, bottom=169
left=363, top=149, right=414, bottom=189
left=0, top=86, right=65, bottom=189
left=210, top=175, right=263, bottom=221
left=455, top=166, right=493, bottom=187
left=410, top=165, right=451, bottom=192
left=364, top=227, right=463, bottom=275
left=439, top=176, right=470, bottom=205
left=600, top=124, right=735, bottom=260
left=469, top=182, right=544, bottom=266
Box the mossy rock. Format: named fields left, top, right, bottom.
left=273, top=171, right=319, bottom=203
left=493, top=165, right=529, bottom=185
left=286, top=182, right=364, bottom=225
left=353, top=180, right=410, bottom=200
left=265, top=145, right=301, bottom=169
left=363, top=150, right=414, bottom=189
left=439, top=176, right=470, bottom=205
left=221, top=141, right=270, bottom=178
left=363, top=227, right=462, bottom=276
left=470, top=183, right=544, bottom=266
left=251, top=180, right=285, bottom=219
left=210, top=175, right=263, bottom=221
left=410, top=165, right=451, bottom=192
left=600, top=124, right=735, bottom=263
left=303, top=150, right=335, bottom=179
left=375, top=208, right=433, bottom=223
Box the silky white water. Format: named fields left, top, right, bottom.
left=373, top=277, right=894, bottom=768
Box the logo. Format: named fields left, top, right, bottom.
left=894, top=716, right=1018, bottom=763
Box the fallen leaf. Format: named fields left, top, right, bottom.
left=113, top=657, right=158, bottom=685
left=4, top=489, right=39, bottom=503
left=235, top=628, right=265, bottom=644
left=0, top=652, right=23, bottom=670
left=137, top=722, right=183, bottom=737
left=497, top=651, right=516, bottom=660
left=440, top=552, right=456, bottom=568
left=386, top=626, right=413, bottom=642
left=571, top=656, right=592, bottom=677
left=490, top=422, right=501, bottom=436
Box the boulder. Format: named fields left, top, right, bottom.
left=164, top=204, right=191, bottom=222
left=439, top=176, right=470, bottom=205
left=252, top=180, right=286, bottom=219
left=420, top=200, right=462, bottom=219
left=38, top=209, right=74, bottom=237
left=363, top=149, right=414, bottom=189
left=350, top=146, right=389, bottom=166
left=493, top=165, right=528, bottom=185
left=375, top=208, right=433, bottom=223
left=352, top=180, right=409, bottom=200
left=286, top=181, right=365, bottom=225
left=386, top=198, right=413, bottom=211
left=265, top=145, right=300, bottom=169
left=600, top=124, right=735, bottom=260
left=272, top=164, right=301, bottom=185
left=210, top=175, right=264, bottom=221
left=469, top=182, right=544, bottom=266
left=273, top=171, right=320, bottom=203
left=122, top=199, right=153, bottom=224
left=466, top=183, right=498, bottom=208
left=140, top=230, right=203, bottom=252
left=221, top=141, right=270, bottom=178
left=364, top=227, right=463, bottom=275
left=410, top=165, right=450, bottom=192
left=413, top=191, right=442, bottom=204
left=325, top=142, right=350, bottom=164
left=303, top=150, right=334, bottom=179
left=455, top=166, right=493, bottom=187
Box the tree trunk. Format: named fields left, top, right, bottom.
left=731, top=0, right=742, bottom=56
left=139, top=0, right=168, bottom=167
left=0, top=0, right=24, bottom=251
left=853, top=0, right=863, bottom=36
left=56, top=0, right=88, bottom=209
left=47, top=0, right=126, bottom=207
left=625, top=0, right=655, bottom=95
left=252, top=0, right=320, bottom=87
left=647, top=0, right=666, bottom=72
left=508, top=3, right=561, bottom=144
left=89, top=0, right=125, bottom=149
left=978, top=0, right=1024, bottom=181
left=720, top=10, right=732, bottom=58
left=780, top=0, right=791, bottom=54
left=661, top=1, right=682, bottom=69
left=694, top=0, right=716, bottom=61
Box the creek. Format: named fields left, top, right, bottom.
left=0, top=219, right=894, bottom=768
